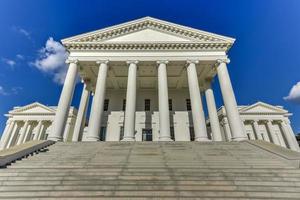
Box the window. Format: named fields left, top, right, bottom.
left=168, top=99, right=173, bottom=111
left=104, top=99, right=109, bottom=111
left=100, top=127, right=106, bottom=141
left=122, top=99, right=126, bottom=111
left=145, top=99, right=151, bottom=111
left=170, top=127, right=175, bottom=140
left=186, top=99, right=191, bottom=111
left=189, top=127, right=195, bottom=141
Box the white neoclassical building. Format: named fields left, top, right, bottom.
left=47, top=16, right=248, bottom=143
left=0, top=102, right=77, bottom=150
left=207, top=102, right=299, bottom=151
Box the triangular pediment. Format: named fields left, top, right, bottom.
left=102, top=28, right=192, bottom=43
left=62, top=17, right=235, bottom=46
left=240, top=102, right=287, bottom=114
left=10, top=102, right=55, bottom=115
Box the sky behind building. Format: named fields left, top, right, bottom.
left=0, top=0, right=300, bottom=134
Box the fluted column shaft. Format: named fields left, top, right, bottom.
left=33, top=121, right=43, bottom=140
left=49, top=60, right=78, bottom=141
left=7, top=123, right=19, bottom=148
left=86, top=60, right=109, bottom=141
left=17, top=121, right=29, bottom=145
left=72, top=83, right=90, bottom=142
left=186, top=61, right=209, bottom=141
left=217, top=59, right=246, bottom=141
left=252, top=120, right=262, bottom=140
left=281, top=120, right=300, bottom=152
left=222, top=118, right=232, bottom=141
left=205, top=87, right=222, bottom=141
left=123, top=61, right=138, bottom=141
left=266, top=121, right=280, bottom=145
left=0, top=121, right=14, bottom=149
left=157, top=61, right=172, bottom=141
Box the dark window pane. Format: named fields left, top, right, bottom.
left=168, top=99, right=172, bottom=111
left=186, top=99, right=191, bottom=111
left=145, top=99, right=151, bottom=111
left=122, top=99, right=126, bottom=111
left=100, top=127, right=106, bottom=141
left=104, top=99, right=109, bottom=111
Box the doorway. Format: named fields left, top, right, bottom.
left=142, top=128, right=152, bottom=141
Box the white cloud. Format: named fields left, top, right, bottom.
left=0, top=86, right=8, bottom=96
left=16, top=54, right=24, bottom=60
left=32, top=37, right=69, bottom=84
left=1, top=58, right=16, bottom=68
left=284, top=82, right=300, bottom=104
left=0, top=86, right=22, bottom=96
left=12, top=26, right=31, bottom=39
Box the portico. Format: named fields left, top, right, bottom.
left=49, top=17, right=247, bottom=142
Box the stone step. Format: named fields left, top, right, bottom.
left=0, top=190, right=299, bottom=199
left=0, top=184, right=300, bottom=193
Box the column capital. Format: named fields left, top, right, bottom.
left=186, top=60, right=199, bottom=65
left=216, top=58, right=230, bottom=66
left=157, top=60, right=169, bottom=65
left=66, top=59, right=78, bottom=64
left=126, top=60, right=139, bottom=65
left=96, top=60, right=109, bottom=65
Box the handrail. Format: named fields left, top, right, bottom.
left=0, top=140, right=55, bottom=167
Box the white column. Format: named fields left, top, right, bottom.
left=0, top=121, right=14, bottom=149
left=253, top=120, right=262, bottom=140
left=205, top=86, right=222, bottom=141
left=86, top=60, right=109, bottom=141
left=38, top=124, right=46, bottom=140
left=122, top=60, right=138, bottom=141
left=157, top=60, right=172, bottom=141
left=17, top=121, right=29, bottom=145
left=266, top=120, right=280, bottom=145
left=281, top=120, right=300, bottom=152
left=284, top=119, right=299, bottom=149
left=72, top=83, right=90, bottom=142
left=6, top=122, right=19, bottom=148
left=49, top=60, right=78, bottom=141
left=216, top=59, right=246, bottom=141
left=222, top=118, right=232, bottom=141
left=33, top=121, right=43, bottom=140
left=186, top=60, right=209, bottom=141
left=23, top=122, right=32, bottom=143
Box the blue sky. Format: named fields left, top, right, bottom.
left=0, top=0, right=300, bottom=135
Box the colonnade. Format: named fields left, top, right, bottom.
left=0, top=120, right=51, bottom=149
left=50, top=58, right=247, bottom=142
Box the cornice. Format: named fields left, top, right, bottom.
left=64, top=42, right=231, bottom=51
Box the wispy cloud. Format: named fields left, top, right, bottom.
left=31, top=37, right=69, bottom=85
left=16, top=54, right=24, bottom=60
left=0, top=86, right=22, bottom=96
left=12, top=26, right=31, bottom=39
left=284, top=81, right=300, bottom=104
left=0, top=86, right=9, bottom=96
left=1, top=58, right=16, bottom=68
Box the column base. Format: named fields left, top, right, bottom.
left=232, top=136, right=247, bottom=141
left=195, top=137, right=211, bottom=142
left=121, top=137, right=135, bottom=142
left=159, top=137, right=173, bottom=141
left=48, top=136, right=63, bottom=142
left=84, top=136, right=100, bottom=142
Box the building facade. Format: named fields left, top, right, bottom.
left=0, top=102, right=77, bottom=150
left=48, top=17, right=248, bottom=144
left=209, top=102, right=299, bottom=151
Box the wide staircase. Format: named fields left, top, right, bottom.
left=0, top=141, right=300, bottom=199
